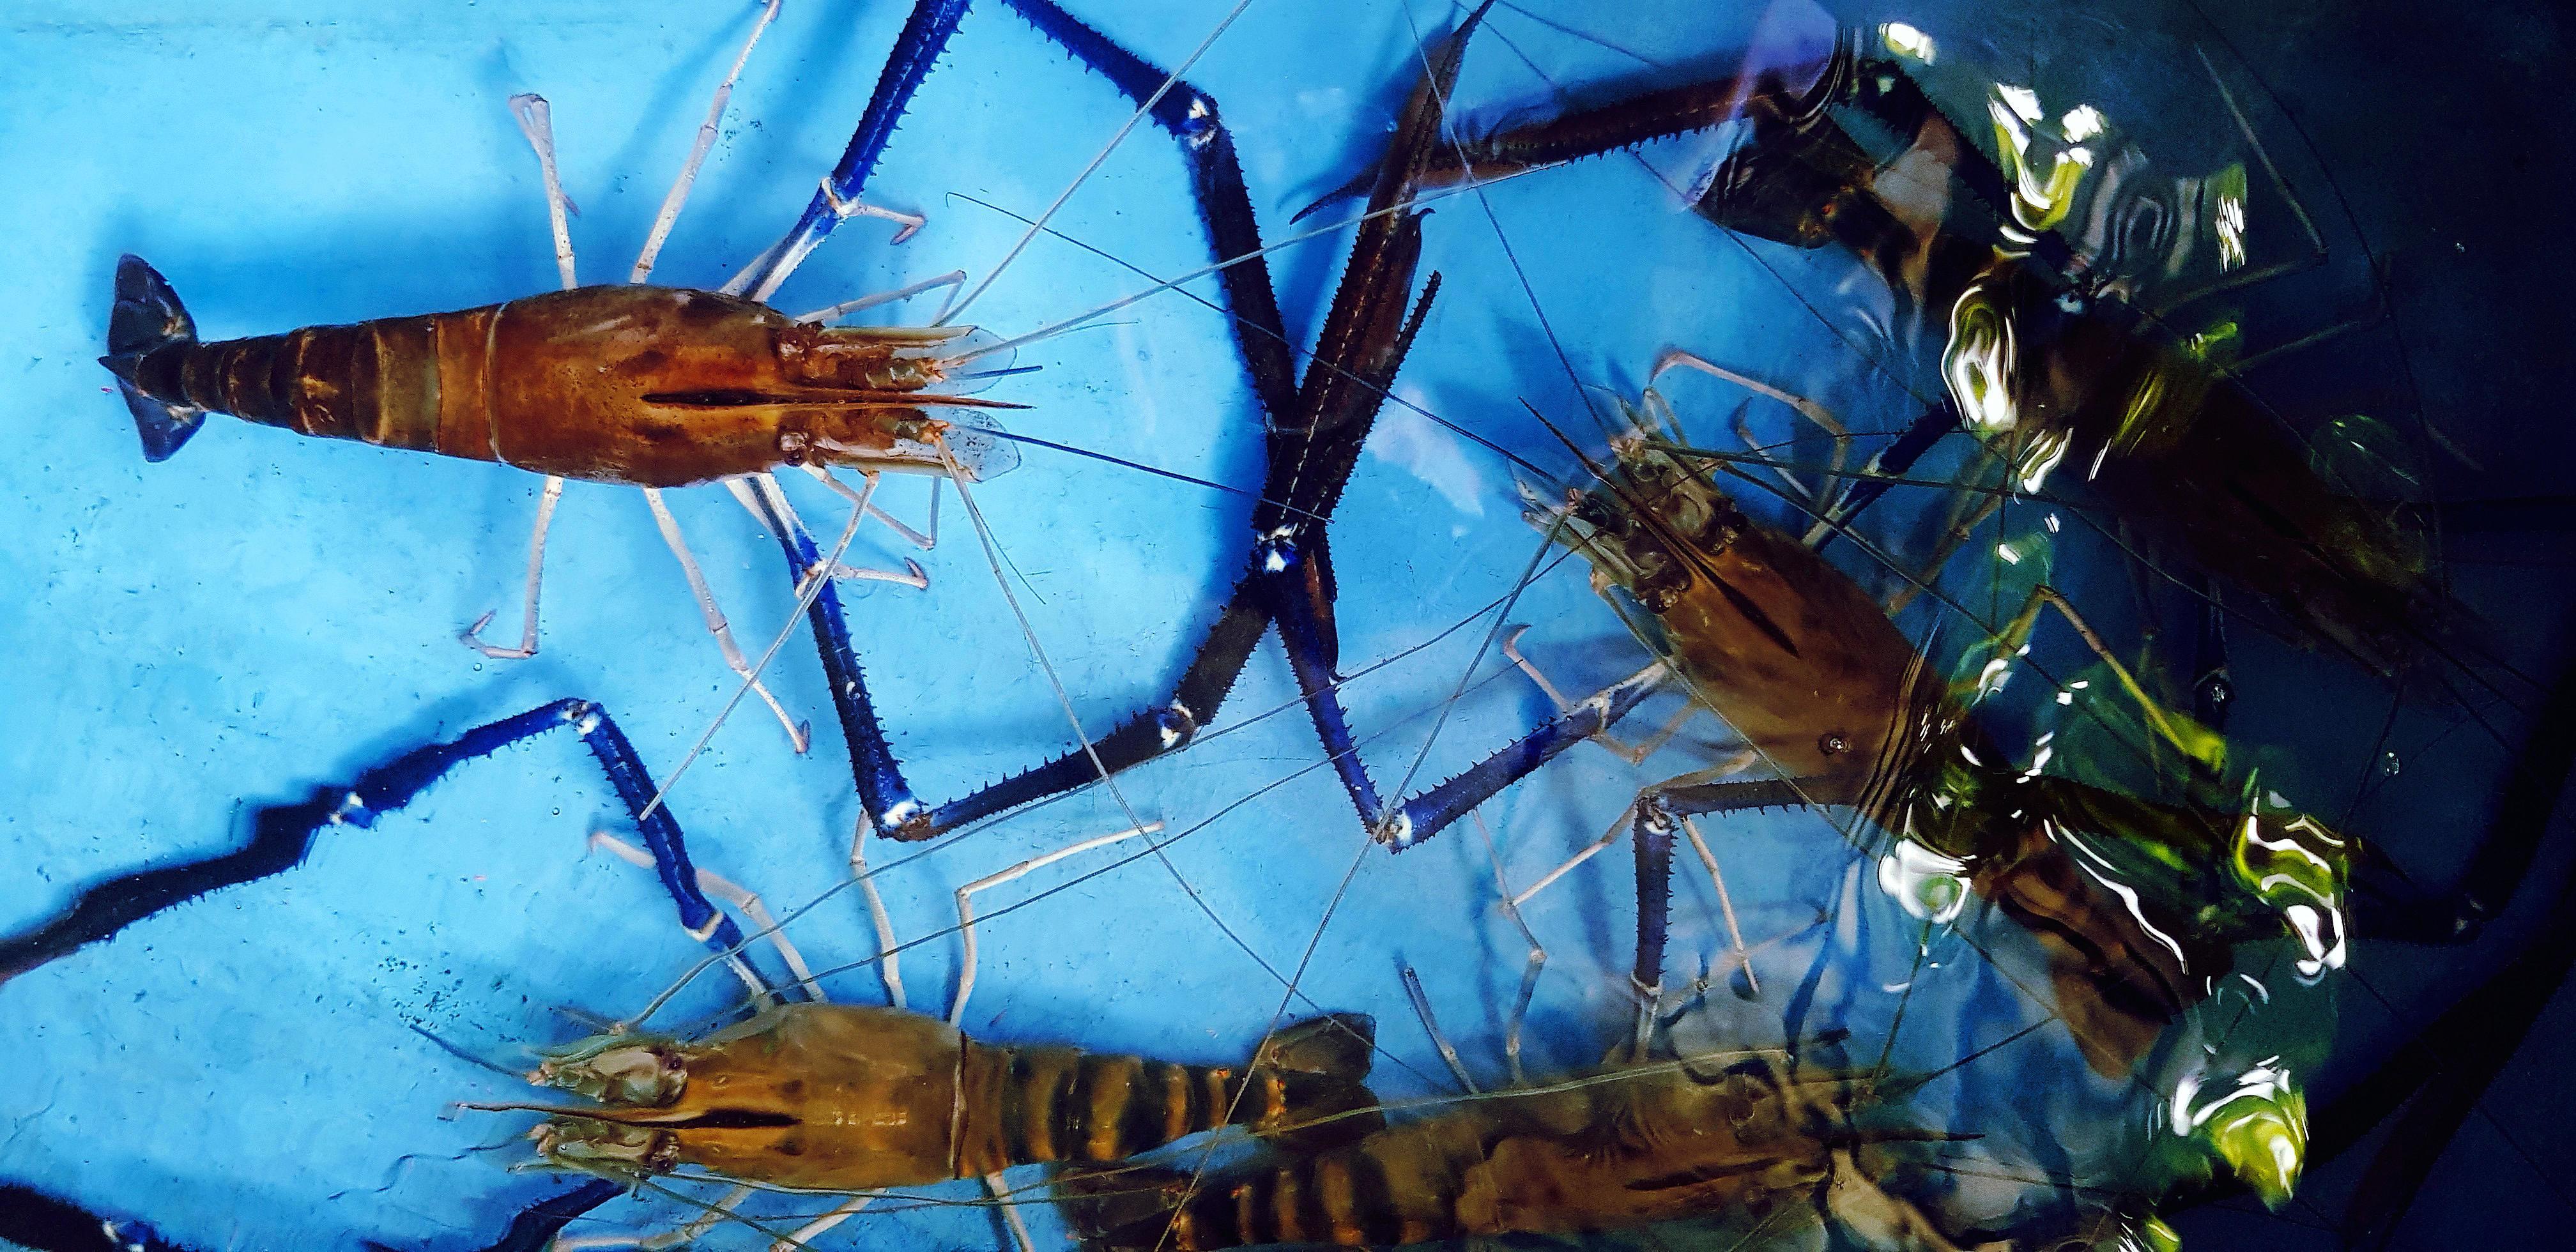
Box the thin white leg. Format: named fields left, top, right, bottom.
left=1473, top=809, right=1545, bottom=1088
left=1501, top=627, right=1682, bottom=765
left=848, top=813, right=910, bottom=1011
left=1401, top=965, right=1478, bottom=1094
left=643, top=487, right=815, bottom=754
left=830, top=188, right=928, bottom=246
left=1660, top=922, right=1826, bottom=1025
left=1678, top=815, right=1760, bottom=997
left=468, top=96, right=585, bottom=661
left=730, top=181, right=929, bottom=303
left=986, top=1173, right=1038, bottom=1252
left=949, top=823, right=1163, bottom=1027
left=588, top=831, right=823, bottom=1003
left=463, top=475, right=566, bottom=660
left=1500, top=624, right=1579, bottom=709
left=1733, top=399, right=1821, bottom=503
left=812, top=556, right=931, bottom=589
left=795, top=270, right=970, bottom=326
left=1652, top=349, right=1854, bottom=544
left=801, top=466, right=941, bottom=553
left=550, top=1184, right=756, bottom=1252
left=1509, top=803, right=1636, bottom=913
left=629, top=0, right=784, bottom=285
left=768, top=1195, right=873, bottom=1252
left=726, top=473, right=930, bottom=587
left=507, top=93, right=579, bottom=289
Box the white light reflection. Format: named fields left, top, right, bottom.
left=1881, top=21, right=1937, bottom=63
left=1878, top=840, right=1972, bottom=924
left=2216, top=190, right=2248, bottom=269
left=2058, top=824, right=2191, bottom=969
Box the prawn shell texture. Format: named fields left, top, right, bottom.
left=653, top=1002, right=963, bottom=1190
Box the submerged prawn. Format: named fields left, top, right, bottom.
left=1376, top=26, right=2475, bottom=683
left=1060, top=1048, right=1977, bottom=1251
left=470, top=1005, right=1380, bottom=1193
left=1520, top=370, right=2331, bottom=1200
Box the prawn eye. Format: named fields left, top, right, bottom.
left=1696, top=497, right=1745, bottom=550
left=1818, top=732, right=1850, bottom=756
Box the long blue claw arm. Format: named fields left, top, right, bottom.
left=1383, top=665, right=1667, bottom=850
left=0, top=699, right=749, bottom=984
left=1257, top=533, right=1387, bottom=829
left=562, top=701, right=751, bottom=960
left=1390, top=662, right=1811, bottom=1008
left=746, top=487, right=929, bottom=837
left=926, top=579, right=1275, bottom=834
left=730, top=0, right=975, bottom=300
left=1632, top=798, right=1679, bottom=994
left=0, top=1183, right=195, bottom=1252
left=756, top=478, right=1271, bottom=841
left=465, top=1180, right=625, bottom=1252
left=797, top=2, right=1452, bottom=840
left=1635, top=779, right=1813, bottom=992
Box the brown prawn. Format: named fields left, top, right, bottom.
left=98, top=257, right=1016, bottom=487
left=1531, top=370, right=2347, bottom=1091
left=1382, top=32, right=2473, bottom=682
left=467, top=1005, right=1380, bottom=1193
left=1061, top=1050, right=1979, bottom=1251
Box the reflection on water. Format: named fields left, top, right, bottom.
left=3, top=2, right=2569, bottom=1251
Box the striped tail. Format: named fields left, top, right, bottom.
left=99, top=256, right=208, bottom=461
left=1062, top=1137, right=1472, bottom=1252
left=955, top=1013, right=1379, bottom=1176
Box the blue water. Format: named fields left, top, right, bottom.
left=6, top=2, right=2573, bottom=1249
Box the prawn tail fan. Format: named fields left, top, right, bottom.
left=100, top=255, right=207, bottom=461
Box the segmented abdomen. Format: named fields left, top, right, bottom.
left=1157, top=1131, right=1479, bottom=1249
left=954, top=1041, right=1281, bottom=1175
left=135, top=309, right=493, bottom=463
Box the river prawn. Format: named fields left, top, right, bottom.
left=10, top=4, right=2565, bottom=1246
left=1058, top=1046, right=1983, bottom=1251
left=101, top=262, right=1015, bottom=489
left=93, top=0, right=1008, bottom=752
left=473, top=1004, right=1378, bottom=1195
